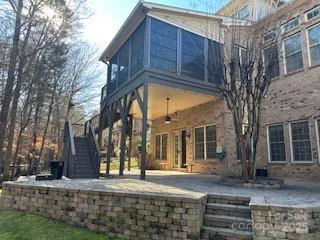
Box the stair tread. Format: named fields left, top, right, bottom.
left=202, top=226, right=253, bottom=238
left=208, top=194, right=250, bottom=202
left=207, top=203, right=250, bottom=211
left=204, top=214, right=251, bottom=222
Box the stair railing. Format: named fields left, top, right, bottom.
left=87, top=120, right=101, bottom=177
left=63, top=120, right=76, bottom=178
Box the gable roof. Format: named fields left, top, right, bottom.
left=99, top=1, right=245, bottom=63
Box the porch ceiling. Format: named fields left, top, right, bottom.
left=129, top=83, right=218, bottom=120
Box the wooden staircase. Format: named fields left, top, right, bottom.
left=201, top=194, right=253, bottom=240
left=63, top=119, right=100, bottom=179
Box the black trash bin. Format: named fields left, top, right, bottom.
left=50, top=160, right=64, bottom=180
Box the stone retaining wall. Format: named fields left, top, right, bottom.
left=250, top=197, right=320, bottom=240
left=0, top=182, right=206, bottom=240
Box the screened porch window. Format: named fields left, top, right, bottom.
left=283, top=34, right=303, bottom=74
left=118, top=41, right=129, bottom=87
left=268, top=124, right=286, bottom=162
left=155, top=134, right=168, bottom=160
left=208, top=40, right=224, bottom=85
left=195, top=125, right=217, bottom=160
left=181, top=30, right=205, bottom=80
left=308, top=24, right=320, bottom=66
left=290, top=121, right=312, bottom=162
left=130, top=20, right=145, bottom=77
left=150, top=18, right=177, bottom=73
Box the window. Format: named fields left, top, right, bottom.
left=290, top=121, right=312, bottom=162
left=283, top=34, right=304, bottom=73
left=150, top=18, right=177, bottom=73
left=208, top=40, right=224, bottom=85
left=238, top=5, right=250, bottom=20
left=282, top=18, right=300, bottom=33
left=107, top=55, right=118, bottom=95
left=308, top=24, right=320, bottom=66
left=118, top=41, right=129, bottom=87
left=233, top=46, right=247, bottom=78
left=130, top=21, right=145, bottom=77
left=194, top=125, right=217, bottom=160
left=264, top=30, right=276, bottom=42
left=264, top=45, right=280, bottom=78
left=306, top=6, right=320, bottom=21
left=155, top=134, right=168, bottom=160
left=181, top=30, right=205, bottom=80
left=268, top=125, right=286, bottom=162
left=232, top=5, right=250, bottom=20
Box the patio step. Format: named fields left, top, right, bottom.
left=206, top=203, right=251, bottom=218
left=201, top=194, right=252, bottom=240
left=202, top=226, right=253, bottom=240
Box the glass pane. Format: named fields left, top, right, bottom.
left=155, top=135, right=161, bottom=159
left=310, top=45, right=320, bottom=66
left=286, top=52, right=303, bottom=73
left=150, top=18, right=177, bottom=73
left=181, top=30, right=204, bottom=80
left=238, top=5, right=250, bottom=20
left=107, top=55, right=118, bottom=95
left=208, top=40, right=224, bottom=84
left=206, top=125, right=216, bottom=142
left=161, top=134, right=168, bottom=160
left=206, top=125, right=217, bottom=159
left=195, top=127, right=204, bottom=159
left=291, top=121, right=312, bottom=162
left=309, top=25, right=320, bottom=47
left=118, top=41, right=129, bottom=87
left=268, top=125, right=286, bottom=162
left=264, top=45, right=280, bottom=78
left=131, top=20, right=145, bottom=77
left=284, top=34, right=302, bottom=56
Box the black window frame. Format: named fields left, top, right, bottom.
left=268, top=124, right=286, bottom=162
left=290, top=120, right=313, bottom=163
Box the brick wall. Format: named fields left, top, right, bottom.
left=149, top=0, right=320, bottom=180
left=150, top=99, right=241, bottom=176
left=250, top=197, right=320, bottom=240
left=1, top=182, right=206, bottom=240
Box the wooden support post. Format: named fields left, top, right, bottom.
left=140, top=84, right=148, bottom=180
left=127, top=115, right=133, bottom=171
left=106, top=105, right=114, bottom=175
left=119, top=96, right=128, bottom=176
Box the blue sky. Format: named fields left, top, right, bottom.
left=83, top=0, right=230, bottom=52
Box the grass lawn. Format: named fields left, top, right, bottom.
left=0, top=211, right=113, bottom=240
left=100, top=158, right=138, bottom=172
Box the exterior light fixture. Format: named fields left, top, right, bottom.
left=164, top=98, right=171, bottom=124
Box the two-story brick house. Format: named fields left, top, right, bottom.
left=98, top=0, right=320, bottom=180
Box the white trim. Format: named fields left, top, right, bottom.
left=281, top=17, right=300, bottom=33
left=283, top=32, right=303, bottom=74
left=306, top=23, right=320, bottom=67
left=155, top=133, right=168, bottom=160
left=267, top=124, right=286, bottom=163
left=289, top=120, right=313, bottom=164
left=305, top=5, right=320, bottom=22
left=316, top=118, right=320, bottom=163
left=193, top=123, right=217, bottom=161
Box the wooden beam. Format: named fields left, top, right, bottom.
left=140, top=83, right=148, bottom=180
left=127, top=115, right=133, bottom=171
left=106, top=104, right=115, bottom=175
left=118, top=96, right=128, bottom=176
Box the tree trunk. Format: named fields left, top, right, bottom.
left=0, top=0, right=23, bottom=179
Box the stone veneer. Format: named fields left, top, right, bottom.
left=0, top=182, right=206, bottom=240
left=250, top=197, right=320, bottom=240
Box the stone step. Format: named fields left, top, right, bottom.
left=201, top=226, right=253, bottom=240
left=206, top=203, right=251, bottom=218
left=203, top=214, right=252, bottom=231
left=207, top=194, right=250, bottom=206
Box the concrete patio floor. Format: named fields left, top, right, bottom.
left=14, top=170, right=320, bottom=206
